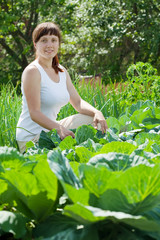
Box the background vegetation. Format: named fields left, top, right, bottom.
left=0, top=0, right=160, bottom=85
left=1, top=61, right=160, bottom=148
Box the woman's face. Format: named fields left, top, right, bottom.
left=34, top=34, right=59, bottom=60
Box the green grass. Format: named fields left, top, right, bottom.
left=57, top=77, right=127, bottom=120
left=0, top=83, right=22, bottom=148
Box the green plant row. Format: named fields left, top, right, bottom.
left=0, top=83, right=21, bottom=148
left=0, top=100, right=160, bottom=239
left=1, top=61, right=160, bottom=149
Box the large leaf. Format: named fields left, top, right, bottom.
left=98, top=221, right=155, bottom=240
left=97, top=189, right=133, bottom=213
left=0, top=146, right=26, bottom=170
left=129, top=101, right=145, bottom=115
left=135, top=132, right=160, bottom=145
left=129, top=151, right=153, bottom=167
left=96, top=189, right=160, bottom=218
left=144, top=204, right=160, bottom=224
left=27, top=192, right=56, bottom=222
left=19, top=161, right=38, bottom=173
left=79, top=138, right=102, bottom=152
left=0, top=211, right=27, bottom=239
left=151, top=143, right=160, bottom=154
left=62, top=183, right=90, bottom=205
left=79, top=163, right=160, bottom=214
left=129, top=100, right=156, bottom=115
left=75, top=125, right=97, bottom=144
left=70, top=161, right=80, bottom=177
left=0, top=162, right=4, bottom=173
left=49, top=129, right=61, bottom=146
left=38, top=129, right=61, bottom=150
left=98, top=141, right=137, bottom=155
left=95, top=129, right=106, bottom=140
left=33, top=213, right=99, bottom=240
left=64, top=203, right=160, bottom=232
left=48, top=149, right=81, bottom=188
left=59, top=136, right=76, bottom=151
left=0, top=160, right=59, bottom=221
left=103, top=164, right=160, bottom=213
left=149, top=125, right=160, bottom=134
left=88, top=153, right=131, bottom=171
left=79, top=164, right=113, bottom=197
left=130, top=107, right=156, bottom=129
left=118, top=114, right=132, bottom=132
left=25, top=145, right=49, bottom=155
left=105, top=128, right=121, bottom=142
left=32, top=159, right=58, bottom=201
left=142, top=117, right=160, bottom=126
left=74, top=146, right=94, bottom=163
left=0, top=178, right=8, bottom=193
left=106, top=116, right=120, bottom=132
left=0, top=146, right=24, bottom=161
left=0, top=172, right=39, bottom=219
left=119, top=129, right=143, bottom=141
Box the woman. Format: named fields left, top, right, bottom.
left=16, top=22, right=108, bottom=153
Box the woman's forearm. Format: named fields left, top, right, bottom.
left=74, top=99, right=100, bottom=116
left=30, top=110, right=75, bottom=139
left=73, top=98, right=108, bottom=133
left=30, top=110, right=60, bottom=130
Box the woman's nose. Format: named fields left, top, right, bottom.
left=47, top=40, right=53, bottom=47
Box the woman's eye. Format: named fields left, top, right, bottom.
left=42, top=39, right=47, bottom=42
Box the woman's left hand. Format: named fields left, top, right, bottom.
left=93, top=111, right=108, bottom=134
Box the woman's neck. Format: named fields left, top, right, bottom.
left=37, top=57, right=52, bottom=69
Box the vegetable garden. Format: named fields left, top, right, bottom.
left=0, top=62, right=160, bottom=239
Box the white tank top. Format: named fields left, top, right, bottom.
left=16, top=60, right=70, bottom=141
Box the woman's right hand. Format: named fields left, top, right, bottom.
left=57, top=125, right=75, bottom=140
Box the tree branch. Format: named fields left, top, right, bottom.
left=15, top=28, right=29, bottom=43
left=25, top=0, right=39, bottom=40
left=0, top=38, right=22, bottom=66
left=11, top=32, right=24, bottom=53
left=26, top=4, right=34, bottom=37
left=11, top=32, right=28, bottom=68
left=31, top=3, right=39, bottom=36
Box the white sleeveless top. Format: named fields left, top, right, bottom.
left=16, top=60, right=70, bottom=141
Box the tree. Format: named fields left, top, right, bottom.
left=0, top=0, right=160, bottom=85
left=0, top=0, right=67, bottom=85
left=59, top=0, right=160, bottom=81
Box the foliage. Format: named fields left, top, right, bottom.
left=0, top=83, right=21, bottom=148
left=124, top=62, right=160, bottom=104
left=59, top=0, right=160, bottom=80
left=0, top=100, right=160, bottom=239
left=1, top=0, right=160, bottom=84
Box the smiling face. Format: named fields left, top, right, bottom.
left=32, top=22, right=61, bottom=61
left=34, top=34, right=59, bottom=60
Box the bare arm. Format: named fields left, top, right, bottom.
left=65, top=69, right=108, bottom=133
left=22, top=66, right=75, bottom=139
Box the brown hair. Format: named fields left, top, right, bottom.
left=32, top=22, right=63, bottom=73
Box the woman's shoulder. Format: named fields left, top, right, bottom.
left=24, top=60, right=38, bottom=72
left=22, top=61, right=40, bottom=81
left=23, top=61, right=40, bottom=74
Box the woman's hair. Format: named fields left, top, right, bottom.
left=32, top=22, right=63, bottom=73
